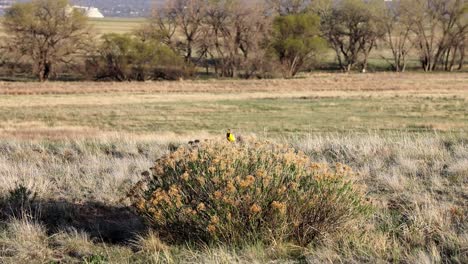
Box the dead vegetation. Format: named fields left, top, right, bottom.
left=0, top=133, right=466, bottom=263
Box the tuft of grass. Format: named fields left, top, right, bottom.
left=0, top=218, right=54, bottom=263
left=54, top=229, right=95, bottom=260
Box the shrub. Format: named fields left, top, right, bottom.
left=270, top=14, right=327, bottom=78
left=0, top=184, right=37, bottom=218
left=90, top=34, right=191, bottom=81
left=128, top=140, right=370, bottom=246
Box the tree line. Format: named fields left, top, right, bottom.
left=0, top=0, right=466, bottom=81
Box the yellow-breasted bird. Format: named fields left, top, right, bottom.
left=226, top=129, right=236, bottom=142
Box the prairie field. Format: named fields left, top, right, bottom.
left=88, top=18, right=146, bottom=35
left=0, top=73, right=467, bottom=263
left=0, top=73, right=467, bottom=138
left=0, top=17, right=145, bottom=37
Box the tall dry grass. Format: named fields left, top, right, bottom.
left=0, top=133, right=466, bottom=263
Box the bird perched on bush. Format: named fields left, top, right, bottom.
left=226, top=129, right=236, bottom=142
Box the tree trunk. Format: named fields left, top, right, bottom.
left=361, top=60, right=368, bottom=73
left=394, top=53, right=400, bottom=72
left=38, top=61, right=51, bottom=82
left=185, top=38, right=193, bottom=62
left=432, top=46, right=445, bottom=71
left=361, top=51, right=370, bottom=73
left=422, top=55, right=431, bottom=72
left=334, top=47, right=345, bottom=72
left=444, top=46, right=453, bottom=71
left=458, top=45, right=465, bottom=70
left=186, top=46, right=192, bottom=62
left=402, top=54, right=407, bottom=73
left=448, top=46, right=458, bottom=72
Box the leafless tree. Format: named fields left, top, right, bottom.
left=438, top=0, right=467, bottom=71
left=148, top=0, right=205, bottom=63
left=403, top=0, right=467, bottom=71
left=381, top=0, right=414, bottom=72
left=199, top=0, right=270, bottom=78
left=313, top=0, right=385, bottom=72
left=266, top=0, right=310, bottom=15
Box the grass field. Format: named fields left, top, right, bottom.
left=0, top=17, right=145, bottom=37
left=0, top=73, right=466, bottom=139
left=89, top=18, right=146, bottom=35
left=0, top=73, right=467, bottom=263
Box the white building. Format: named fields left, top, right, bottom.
left=73, top=6, right=104, bottom=18
left=0, top=0, right=14, bottom=14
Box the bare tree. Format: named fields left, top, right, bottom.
left=359, top=1, right=386, bottom=73
left=200, top=0, right=270, bottom=78
left=148, top=0, right=205, bottom=62
left=140, top=5, right=177, bottom=45
left=2, top=0, right=92, bottom=81
left=403, top=0, right=467, bottom=71
left=199, top=0, right=232, bottom=76
left=232, top=2, right=272, bottom=78
left=266, top=0, right=310, bottom=15
left=381, top=0, right=414, bottom=72
left=439, top=0, right=467, bottom=71
left=313, top=0, right=385, bottom=72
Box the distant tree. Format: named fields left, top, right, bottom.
left=381, top=0, right=414, bottom=72
left=266, top=0, right=310, bottom=15
left=434, top=0, right=467, bottom=71
left=402, top=0, right=467, bottom=71
left=198, top=0, right=271, bottom=78
left=270, top=13, right=326, bottom=77
left=93, top=33, right=187, bottom=81
left=146, top=0, right=205, bottom=62
left=312, top=0, right=386, bottom=72
left=146, top=0, right=273, bottom=78
left=2, top=0, right=92, bottom=81
left=227, top=1, right=272, bottom=78
left=95, top=34, right=135, bottom=81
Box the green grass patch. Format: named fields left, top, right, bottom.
left=0, top=94, right=466, bottom=135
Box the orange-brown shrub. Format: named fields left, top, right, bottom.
left=128, top=140, right=370, bottom=246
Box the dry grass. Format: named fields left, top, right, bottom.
left=0, top=133, right=466, bottom=263
left=1, top=73, right=466, bottom=95
left=89, top=18, right=145, bottom=35
left=0, top=73, right=466, bottom=137
left=0, top=17, right=144, bottom=37
left=0, top=73, right=466, bottom=262
left=0, top=218, right=54, bottom=263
